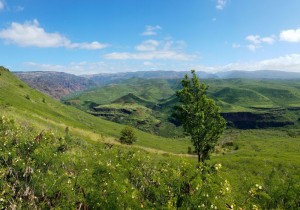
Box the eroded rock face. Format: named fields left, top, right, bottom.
left=14, top=71, right=96, bottom=99
left=222, top=112, right=294, bottom=129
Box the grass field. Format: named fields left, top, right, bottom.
left=212, top=129, right=300, bottom=204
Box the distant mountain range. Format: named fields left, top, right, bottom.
left=84, top=70, right=300, bottom=83
left=14, top=70, right=300, bottom=99
left=82, top=70, right=217, bottom=85
left=216, top=70, right=300, bottom=79
left=14, top=71, right=96, bottom=99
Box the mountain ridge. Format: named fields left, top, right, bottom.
left=13, top=69, right=300, bottom=100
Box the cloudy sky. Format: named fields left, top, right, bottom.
left=0, top=0, right=300, bottom=74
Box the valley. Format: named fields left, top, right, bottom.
left=1, top=66, right=300, bottom=209
left=1, top=1, right=300, bottom=208
left=62, top=76, right=300, bottom=137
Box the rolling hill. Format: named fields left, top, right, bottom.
left=1, top=66, right=191, bottom=153
left=1, top=66, right=300, bottom=208
left=63, top=77, right=300, bottom=136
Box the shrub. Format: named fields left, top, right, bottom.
left=119, top=126, right=137, bottom=145
left=187, top=146, right=195, bottom=154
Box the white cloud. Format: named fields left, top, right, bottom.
left=280, top=28, right=300, bottom=42
left=260, top=37, right=275, bottom=44
left=216, top=0, right=227, bottom=10
left=247, top=44, right=259, bottom=52
left=0, top=0, right=5, bottom=10
left=194, top=54, right=300, bottom=72
left=258, top=54, right=300, bottom=71
left=105, top=51, right=195, bottom=61
left=143, top=61, right=154, bottom=66
left=105, top=39, right=196, bottom=61
left=24, top=61, right=108, bottom=75
left=246, top=35, right=261, bottom=45
left=246, top=35, right=275, bottom=45
left=0, top=19, right=108, bottom=49
left=142, top=25, right=162, bottom=36
left=135, top=40, right=160, bottom=51
left=23, top=60, right=165, bottom=74
left=22, top=54, right=300, bottom=75
left=68, top=41, right=108, bottom=50
left=245, top=34, right=275, bottom=51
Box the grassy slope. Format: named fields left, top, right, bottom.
left=212, top=129, right=300, bottom=202
left=0, top=67, right=190, bottom=154
left=62, top=75, right=300, bottom=203
left=65, top=77, right=300, bottom=112
left=63, top=77, right=175, bottom=105
left=63, top=77, right=300, bottom=138
left=206, top=79, right=300, bottom=109
left=2, top=67, right=300, bottom=206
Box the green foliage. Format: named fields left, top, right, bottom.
left=245, top=166, right=300, bottom=209
left=0, top=116, right=234, bottom=209
left=0, top=116, right=76, bottom=209
left=119, top=126, right=137, bottom=144
left=174, top=70, right=226, bottom=162
left=213, top=129, right=300, bottom=209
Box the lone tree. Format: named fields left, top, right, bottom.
left=173, top=70, right=226, bottom=162
left=119, top=126, right=137, bottom=145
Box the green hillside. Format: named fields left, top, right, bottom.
left=113, top=93, right=156, bottom=107
left=212, top=87, right=273, bottom=106
left=0, top=67, right=190, bottom=153
left=0, top=67, right=235, bottom=209
left=64, top=77, right=176, bottom=105
left=63, top=77, right=300, bottom=136
left=64, top=77, right=300, bottom=111
left=1, top=66, right=300, bottom=208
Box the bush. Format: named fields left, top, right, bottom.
left=0, top=116, right=233, bottom=208
left=119, top=126, right=137, bottom=145
left=2, top=115, right=297, bottom=209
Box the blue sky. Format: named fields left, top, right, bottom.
left=0, top=0, right=300, bottom=74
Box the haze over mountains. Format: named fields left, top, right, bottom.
left=82, top=70, right=300, bottom=82
left=14, top=70, right=300, bottom=99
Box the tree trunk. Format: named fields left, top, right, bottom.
left=197, top=149, right=203, bottom=163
